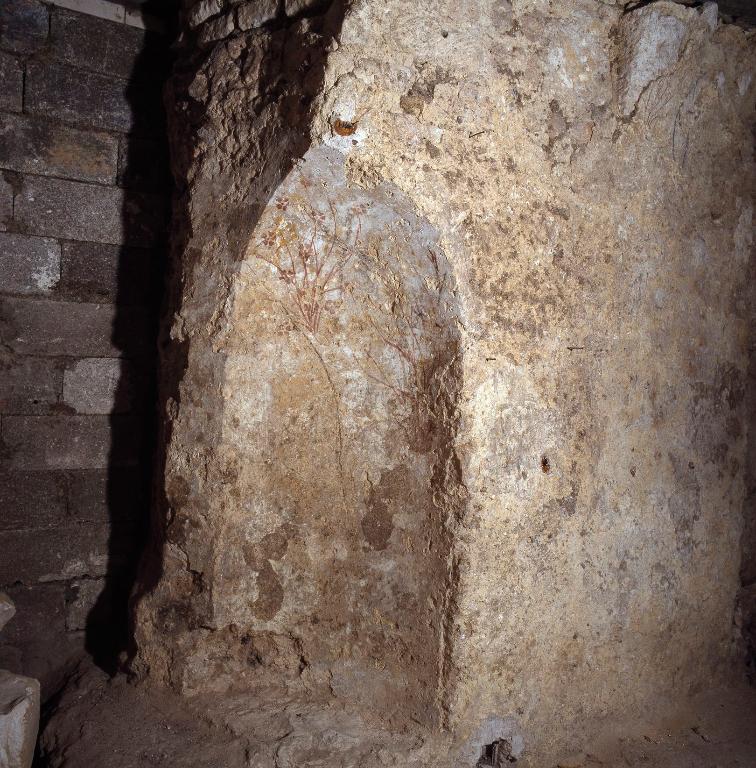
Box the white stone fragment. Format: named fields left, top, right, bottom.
left=617, top=8, right=686, bottom=116
left=0, top=671, right=40, bottom=768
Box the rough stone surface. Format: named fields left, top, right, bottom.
left=14, top=176, right=162, bottom=246
left=49, top=7, right=148, bottom=80
left=0, top=113, right=119, bottom=184
left=0, top=0, right=48, bottom=55
left=0, top=234, right=61, bottom=295
left=0, top=53, right=23, bottom=113
left=25, top=61, right=161, bottom=136
left=237, top=0, right=278, bottom=30
left=0, top=594, right=15, bottom=633
left=109, top=1, right=756, bottom=765
left=1, top=414, right=140, bottom=470
left=0, top=670, right=39, bottom=768
left=0, top=356, right=62, bottom=414
left=0, top=298, right=151, bottom=357
left=63, top=358, right=136, bottom=414
left=39, top=660, right=756, bottom=768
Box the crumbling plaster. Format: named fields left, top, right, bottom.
left=132, top=0, right=755, bottom=763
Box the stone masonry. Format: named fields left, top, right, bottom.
left=0, top=0, right=169, bottom=697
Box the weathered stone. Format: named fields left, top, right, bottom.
left=1, top=414, right=141, bottom=470
left=63, top=358, right=136, bottom=414
left=284, top=0, right=329, bottom=16
left=0, top=234, right=60, bottom=295
left=0, top=113, right=118, bottom=184
left=121, top=0, right=756, bottom=765
left=198, top=12, right=236, bottom=46
left=0, top=526, right=111, bottom=583
left=0, top=53, right=23, bottom=113
left=60, top=241, right=155, bottom=304
left=66, top=467, right=147, bottom=524
left=616, top=3, right=688, bottom=116
left=25, top=62, right=162, bottom=136
left=117, top=136, right=170, bottom=191
left=188, top=0, right=223, bottom=28
left=0, top=176, right=12, bottom=232
left=0, top=298, right=151, bottom=357
left=64, top=579, right=105, bottom=632
left=0, top=584, right=81, bottom=699
left=14, top=176, right=163, bottom=246
left=0, top=356, right=62, bottom=415
left=0, top=0, right=48, bottom=55
left=0, top=670, right=39, bottom=768
left=0, top=471, right=66, bottom=531
left=0, top=594, right=14, bottom=633
left=236, top=0, right=278, bottom=31
left=49, top=7, right=147, bottom=80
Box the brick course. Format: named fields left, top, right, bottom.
left=49, top=7, right=149, bottom=79
left=0, top=113, right=119, bottom=184
left=2, top=414, right=142, bottom=470
left=1, top=297, right=151, bottom=357
left=0, top=0, right=169, bottom=696
left=14, top=175, right=163, bottom=246
left=0, top=471, right=67, bottom=531
left=63, top=357, right=136, bottom=414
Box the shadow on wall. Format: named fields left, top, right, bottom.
left=127, top=0, right=352, bottom=673
left=84, top=2, right=175, bottom=676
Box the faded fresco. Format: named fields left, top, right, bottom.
left=204, top=146, right=462, bottom=723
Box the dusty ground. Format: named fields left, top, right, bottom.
left=39, top=661, right=756, bottom=767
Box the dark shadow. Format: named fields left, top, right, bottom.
left=84, top=1, right=177, bottom=676
left=125, top=0, right=351, bottom=668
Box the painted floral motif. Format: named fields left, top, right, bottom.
left=256, top=177, right=369, bottom=334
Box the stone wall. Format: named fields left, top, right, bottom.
left=131, top=1, right=755, bottom=765
left=0, top=0, right=169, bottom=697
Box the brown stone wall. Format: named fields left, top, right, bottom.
left=0, top=0, right=169, bottom=697
left=131, top=1, right=755, bottom=765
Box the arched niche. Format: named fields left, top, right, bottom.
left=210, top=145, right=463, bottom=725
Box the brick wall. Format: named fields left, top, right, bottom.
left=0, top=0, right=169, bottom=697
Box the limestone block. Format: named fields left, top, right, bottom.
left=0, top=358, right=62, bottom=416
left=616, top=2, right=687, bottom=116
left=0, top=298, right=150, bottom=358
left=0, top=670, right=39, bottom=768
left=0, top=113, right=118, bottom=184
left=0, top=234, right=61, bottom=295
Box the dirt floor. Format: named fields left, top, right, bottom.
left=38, top=662, right=756, bottom=768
